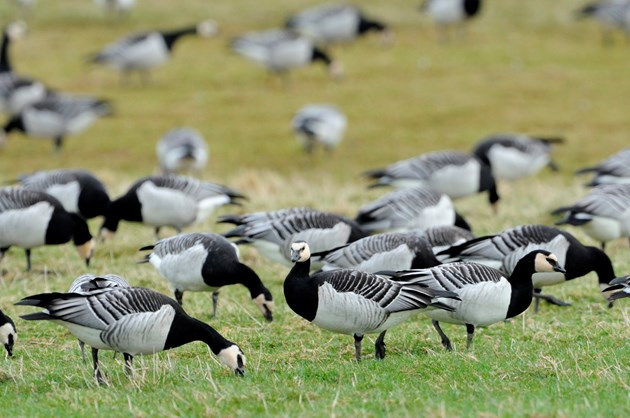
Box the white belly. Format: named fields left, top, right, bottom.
left=0, top=202, right=53, bottom=248
left=582, top=216, right=622, bottom=243
left=150, top=244, right=212, bottom=292
left=429, top=160, right=480, bottom=199
left=137, top=182, right=197, bottom=229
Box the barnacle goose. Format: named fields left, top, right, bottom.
left=420, top=0, right=483, bottom=40
left=575, top=147, right=630, bottom=186
left=0, top=308, right=17, bottom=357
left=17, top=286, right=246, bottom=384
left=100, top=175, right=245, bottom=240
left=417, top=225, right=475, bottom=255
left=284, top=241, right=459, bottom=361
left=398, top=250, right=564, bottom=350
left=603, top=275, right=630, bottom=300
left=437, top=224, right=618, bottom=311
left=552, top=184, right=630, bottom=250
left=89, top=21, right=218, bottom=81
left=576, top=0, right=630, bottom=43
left=156, top=128, right=208, bottom=176
left=217, top=207, right=313, bottom=227
left=94, top=0, right=136, bottom=14
left=291, top=104, right=347, bottom=154
left=17, top=169, right=110, bottom=220
left=139, top=232, right=274, bottom=321
left=285, top=3, right=390, bottom=44
left=231, top=29, right=343, bottom=79
left=0, top=188, right=95, bottom=271
left=472, top=134, right=564, bottom=181
left=364, top=150, right=499, bottom=211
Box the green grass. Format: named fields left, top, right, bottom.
left=1, top=0, right=629, bottom=417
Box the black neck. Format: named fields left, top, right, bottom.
left=162, top=27, right=196, bottom=50
left=165, top=314, right=233, bottom=354
left=568, top=245, right=615, bottom=285
left=311, top=48, right=331, bottom=66
left=505, top=257, right=535, bottom=318
left=0, top=32, right=11, bottom=73
left=70, top=213, right=93, bottom=246
left=283, top=259, right=318, bottom=322
left=478, top=162, right=499, bottom=205
left=204, top=261, right=266, bottom=299
left=358, top=18, right=386, bottom=35
left=101, top=193, right=141, bottom=232
left=3, top=116, right=24, bottom=134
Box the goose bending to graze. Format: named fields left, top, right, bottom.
left=16, top=286, right=246, bottom=384
left=292, top=104, right=347, bottom=154
left=17, top=169, right=110, bottom=219
left=100, top=175, right=245, bottom=240
left=437, top=224, right=618, bottom=311
left=398, top=250, right=563, bottom=350
left=576, top=0, right=630, bottom=44
left=285, top=241, right=459, bottom=361
left=420, top=0, right=483, bottom=41
left=575, top=147, right=630, bottom=186
left=0, top=188, right=95, bottom=271
left=472, top=134, right=564, bottom=181
left=231, top=29, right=343, bottom=79
left=0, top=308, right=17, bottom=357
left=285, top=3, right=390, bottom=44
left=416, top=225, right=475, bottom=255
left=364, top=150, right=499, bottom=211
left=139, top=232, right=274, bottom=321
left=217, top=207, right=313, bottom=227
left=603, top=276, right=630, bottom=301
left=157, top=127, right=208, bottom=176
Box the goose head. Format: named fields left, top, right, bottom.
left=290, top=241, right=311, bottom=263
left=196, top=20, right=219, bottom=38
left=217, top=344, right=246, bottom=376
left=0, top=318, right=16, bottom=358
left=534, top=251, right=566, bottom=274
left=5, top=21, right=27, bottom=42
left=253, top=289, right=274, bottom=322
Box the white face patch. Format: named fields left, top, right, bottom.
left=535, top=252, right=559, bottom=273
left=76, top=239, right=96, bottom=262
left=217, top=345, right=246, bottom=374
left=0, top=322, right=17, bottom=346
left=290, top=241, right=310, bottom=262
left=253, top=294, right=275, bottom=317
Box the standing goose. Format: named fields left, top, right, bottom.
left=416, top=225, right=475, bottom=255
left=603, top=276, right=630, bottom=301
left=420, top=0, right=483, bottom=41
left=156, top=127, right=209, bottom=176
left=100, top=175, right=246, bottom=240
left=0, top=308, right=17, bottom=357
left=437, top=224, right=618, bottom=310
left=472, top=133, right=564, bottom=181
left=16, top=286, right=246, bottom=384
left=139, top=232, right=274, bottom=321
left=364, top=150, right=499, bottom=212
left=575, top=147, right=630, bottom=186
left=397, top=250, right=564, bottom=350
left=0, top=188, right=95, bottom=271
left=291, top=104, right=347, bottom=154
left=285, top=241, right=460, bottom=361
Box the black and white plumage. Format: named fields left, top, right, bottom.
left=603, top=276, right=630, bottom=301
left=284, top=241, right=459, bottom=361
left=416, top=225, right=475, bottom=255
left=17, top=169, right=110, bottom=219
left=437, top=224, right=618, bottom=310
left=0, top=188, right=95, bottom=271
left=421, top=0, right=483, bottom=40
left=576, top=1, right=630, bottom=43
left=552, top=184, right=630, bottom=250
left=398, top=250, right=564, bottom=350
left=231, top=29, right=343, bottom=78
left=16, top=286, right=246, bottom=383
left=285, top=3, right=389, bottom=44
left=575, top=147, right=630, bottom=186
left=0, top=308, right=17, bottom=357
left=100, top=175, right=245, bottom=240
left=217, top=207, right=313, bottom=227
left=156, top=128, right=209, bottom=176
left=94, top=0, right=136, bottom=14
left=291, top=104, right=347, bottom=154
left=472, top=134, right=564, bottom=181
left=139, top=232, right=274, bottom=321
left=364, top=150, right=499, bottom=211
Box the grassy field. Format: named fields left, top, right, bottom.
left=1, top=0, right=629, bottom=416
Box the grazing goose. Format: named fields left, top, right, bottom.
left=603, top=276, right=630, bottom=300
left=420, top=0, right=483, bottom=41
left=217, top=207, right=313, bottom=227
left=139, top=232, right=274, bottom=321
left=437, top=224, right=618, bottom=311
left=472, top=134, right=564, bottom=181
left=17, top=169, right=110, bottom=220
left=231, top=29, right=343, bottom=79
left=552, top=184, right=630, bottom=250
left=364, top=150, right=499, bottom=211
left=0, top=308, right=17, bottom=357
left=16, top=286, right=246, bottom=384
left=576, top=0, right=630, bottom=44
left=156, top=127, right=208, bottom=176
left=416, top=225, right=475, bottom=255
left=397, top=250, right=564, bottom=350
left=100, top=175, right=245, bottom=240
left=0, top=92, right=111, bottom=151
left=285, top=3, right=390, bottom=44
left=89, top=21, right=218, bottom=81
left=284, top=241, right=460, bottom=361
left=575, top=147, right=630, bottom=186
left=291, top=104, right=347, bottom=154
left=319, top=232, right=441, bottom=272
left=0, top=188, right=95, bottom=271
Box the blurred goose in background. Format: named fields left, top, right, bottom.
left=217, top=207, right=313, bottom=227
left=94, top=0, right=136, bottom=15
left=284, top=241, right=459, bottom=361
left=0, top=308, right=17, bottom=357
left=291, top=104, right=347, bottom=154
left=89, top=20, right=218, bottom=82
left=437, top=224, right=618, bottom=310
left=364, top=150, right=499, bottom=212
left=156, top=127, right=208, bottom=176
left=285, top=3, right=390, bottom=44
left=100, top=175, right=245, bottom=240
left=139, top=232, right=274, bottom=321
left=420, top=0, right=483, bottom=41
left=603, top=276, right=630, bottom=300
left=231, top=29, right=343, bottom=79
left=0, top=188, right=94, bottom=271
left=17, top=286, right=246, bottom=384
left=576, top=0, right=630, bottom=43
left=575, top=147, right=630, bottom=186
left=416, top=225, right=475, bottom=254
left=472, top=133, right=564, bottom=181
left=399, top=250, right=564, bottom=350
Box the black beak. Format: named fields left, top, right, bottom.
left=5, top=344, right=12, bottom=357
left=235, top=367, right=245, bottom=377
left=553, top=264, right=566, bottom=274
left=85, top=257, right=91, bottom=267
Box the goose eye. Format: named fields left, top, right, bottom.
left=546, top=257, right=557, bottom=267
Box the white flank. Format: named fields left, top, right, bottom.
left=22, top=108, right=66, bottom=138
left=194, top=195, right=231, bottom=224
left=46, top=181, right=81, bottom=214
left=110, top=34, right=169, bottom=70
left=152, top=243, right=213, bottom=292
left=137, top=182, right=197, bottom=229
left=582, top=216, right=622, bottom=243
left=0, top=202, right=54, bottom=248
left=425, top=0, right=467, bottom=24
left=488, top=146, right=549, bottom=181
left=429, top=159, right=480, bottom=199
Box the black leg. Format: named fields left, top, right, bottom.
left=534, top=288, right=542, bottom=313
left=533, top=292, right=571, bottom=308
left=353, top=334, right=363, bottom=362
left=53, top=137, right=63, bottom=152
left=432, top=320, right=452, bottom=351
left=123, top=353, right=133, bottom=377
left=374, top=331, right=387, bottom=360
left=212, top=291, right=220, bottom=318
left=24, top=249, right=32, bottom=272
left=78, top=340, right=86, bottom=363
left=174, top=289, right=184, bottom=306
left=601, top=242, right=606, bottom=251
left=154, top=227, right=161, bottom=240
left=465, top=324, right=475, bottom=349
left=92, top=347, right=105, bottom=385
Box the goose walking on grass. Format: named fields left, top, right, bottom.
left=575, top=147, right=630, bottom=186
left=291, top=104, right=347, bottom=154
left=0, top=308, right=17, bottom=357
left=100, top=175, right=245, bottom=240
left=0, top=188, right=95, bottom=271
left=139, top=232, right=274, bottom=321
left=156, top=127, right=208, bottom=176
left=284, top=241, right=460, bottom=361
left=603, top=276, right=630, bottom=301
left=397, top=250, right=564, bottom=350
left=17, top=286, right=246, bottom=384
left=420, top=0, right=483, bottom=41
left=416, top=225, right=475, bottom=255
